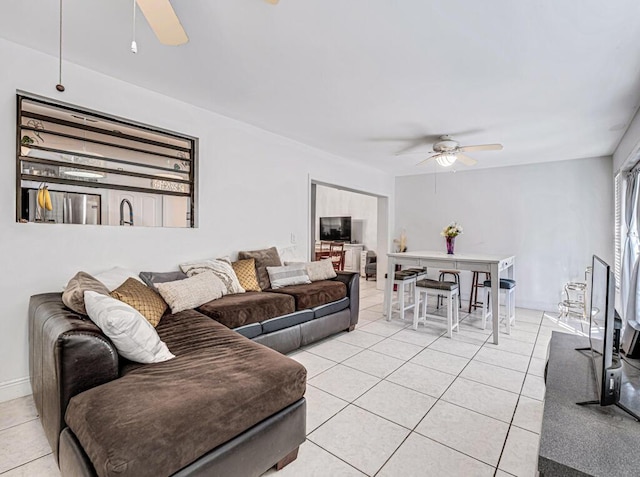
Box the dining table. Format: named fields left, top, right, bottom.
left=384, top=250, right=516, bottom=345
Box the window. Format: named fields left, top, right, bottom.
left=615, top=172, right=623, bottom=290
left=16, top=94, right=197, bottom=227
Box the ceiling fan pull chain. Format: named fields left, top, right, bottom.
left=131, top=0, right=138, bottom=53
left=56, top=0, right=65, bottom=92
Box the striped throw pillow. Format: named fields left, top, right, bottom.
left=266, top=264, right=311, bottom=289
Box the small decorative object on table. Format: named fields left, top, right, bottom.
left=441, top=222, right=463, bottom=254
left=393, top=229, right=408, bottom=253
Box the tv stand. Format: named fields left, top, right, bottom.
left=539, top=333, right=640, bottom=476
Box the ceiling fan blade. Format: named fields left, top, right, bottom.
left=456, top=153, right=478, bottom=166
left=136, top=0, right=189, bottom=46
left=416, top=155, right=437, bottom=166
left=458, top=144, right=503, bottom=152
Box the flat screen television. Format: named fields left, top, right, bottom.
left=586, top=255, right=620, bottom=406
left=319, top=216, right=351, bottom=242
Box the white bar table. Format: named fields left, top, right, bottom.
left=384, top=250, right=515, bottom=345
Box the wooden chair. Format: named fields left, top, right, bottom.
left=329, top=241, right=345, bottom=271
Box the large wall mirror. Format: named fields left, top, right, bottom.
left=16, top=94, right=197, bottom=227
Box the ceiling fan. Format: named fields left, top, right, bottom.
left=399, top=135, right=503, bottom=167
left=134, top=0, right=279, bottom=47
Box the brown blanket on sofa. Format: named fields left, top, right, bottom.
left=65, top=311, right=306, bottom=477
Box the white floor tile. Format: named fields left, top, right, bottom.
left=358, top=309, right=384, bottom=322
left=0, top=396, right=37, bottom=432
left=369, top=338, right=424, bottom=361
left=308, top=405, right=409, bottom=476
left=512, top=396, right=544, bottom=434
left=415, top=400, right=509, bottom=466
left=377, top=432, right=495, bottom=477
left=336, top=330, right=385, bottom=349
left=500, top=328, right=538, bottom=344
left=428, top=336, right=482, bottom=359
left=306, top=339, right=364, bottom=363
left=410, top=348, right=470, bottom=376
left=304, top=385, right=349, bottom=433
left=473, top=347, right=531, bottom=373
left=521, top=374, right=546, bottom=401
left=391, top=328, right=443, bottom=347
left=0, top=420, right=52, bottom=474
left=354, top=380, right=436, bottom=429
left=308, top=364, right=380, bottom=402
left=357, top=320, right=406, bottom=337
left=441, top=377, right=519, bottom=423
left=527, top=357, right=546, bottom=377
left=460, top=361, right=526, bottom=394
left=342, top=349, right=405, bottom=378
left=262, top=441, right=365, bottom=477
left=386, top=363, right=456, bottom=398
left=484, top=339, right=534, bottom=357
left=498, top=426, right=541, bottom=477
left=290, top=351, right=336, bottom=378
left=1, top=453, right=59, bottom=477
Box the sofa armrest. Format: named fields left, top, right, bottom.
left=29, top=293, right=119, bottom=460
left=333, top=272, right=359, bottom=328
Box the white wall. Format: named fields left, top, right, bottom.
left=394, top=157, right=613, bottom=311
left=315, top=185, right=378, bottom=249
left=0, top=38, right=393, bottom=401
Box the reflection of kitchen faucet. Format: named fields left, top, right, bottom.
left=119, top=199, right=133, bottom=226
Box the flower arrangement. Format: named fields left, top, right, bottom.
left=441, top=222, right=463, bottom=238
left=393, top=229, right=407, bottom=252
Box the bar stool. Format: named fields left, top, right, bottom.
left=482, top=278, right=516, bottom=334
left=414, top=278, right=460, bottom=338
left=438, top=269, right=461, bottom=309
left=468, top=271, right=491, bottom=313
left=384, top=270, right=419, bottom=321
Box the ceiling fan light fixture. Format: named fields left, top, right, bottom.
left=435, top=153, right=457, bottom=167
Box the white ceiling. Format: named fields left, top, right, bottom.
left=3, top=0, right=640, bottom=175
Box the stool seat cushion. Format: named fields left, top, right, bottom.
left=385, top=271, right=417, bottom=280
left=417, top=279, right=459, bottom=291
left=439, top=269, right=460, bottom=275
left=483, top=279, right=516, bottom=289
left=403, top=268, right=427, bottom=275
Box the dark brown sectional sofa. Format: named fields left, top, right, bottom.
left=29, top=271, right=359, bottom=477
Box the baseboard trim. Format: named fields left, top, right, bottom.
left=0, top=376, right=32, bottom=403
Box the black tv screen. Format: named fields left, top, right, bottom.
left=589, top=255, right=617, bottom=404
left=320, top=216, right=351, bottom=242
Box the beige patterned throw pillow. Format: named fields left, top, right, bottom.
left=232, top=258, right=261, bottom=292
left=180, top=259, right=245, bottom=295
left=306, top=259, right=337, bottom=282
left=110, top=278, right=168, bottom=327
left=156, top=272, right=226, bottom=314
left=62, top=271, right=110, bottom=315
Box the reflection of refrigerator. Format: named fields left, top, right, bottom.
left=24, top=189, right=101, bottom=224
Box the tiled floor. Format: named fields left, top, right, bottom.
left=0, top=279, right=585, bottom=477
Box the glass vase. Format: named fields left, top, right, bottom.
left=446, top=236, right=455, bottom=255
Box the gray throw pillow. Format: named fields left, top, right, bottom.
left=62, top=271, right=110, bottom=315
left=139, top=271, right=188, bottom=292
left=237, top=246, right=282, bottom=290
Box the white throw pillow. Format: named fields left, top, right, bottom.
left=93, top=267, right=144, bottom=292
left=179, top=259, right=245, bottom=295
left=266, top=264, right=312, bottom=289
left=156, top=271, right=227, bottom=314
left=84, top=291, right=175, bottom=364
left=305, top=259, right=337, bottom=282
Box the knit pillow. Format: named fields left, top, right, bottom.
left=180, top=259, right=245, bottom=295
left=156, top=272, right=227, bottom=314
left=306, top=259, right=337, bottom=282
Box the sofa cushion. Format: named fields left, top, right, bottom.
left=237, top=246, right=282, bottom=291
left=197, top=291, right=295, bottom=329
left=261, top=310, right=314, bottom=334
left=269, top=280, right=348, bottom=311
left=65, top=313, right=306, bottom=477
left=313, top=296, right=350, bottom=319
left=233, top=322, right=263, bottom=339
